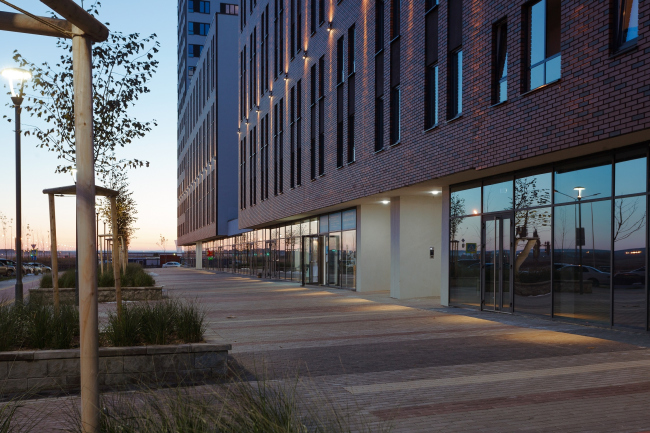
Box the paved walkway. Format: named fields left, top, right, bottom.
left=12, top=268, right=650, bottom=432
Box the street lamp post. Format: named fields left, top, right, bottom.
left=2, top=68, right=31, bottom=304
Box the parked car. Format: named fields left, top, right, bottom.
left=556, top=265, right=610, bottom=287
left=25, top=263, right=42, bottom=275
left=613, top=266, right=645, bottom=286
left=2, top=260, right=30, bottom=276
left=27, top=262, right=50, bottom=273
left=0, top=262, right=15, bottom=277
left=162, top=261, right=181, bottom=268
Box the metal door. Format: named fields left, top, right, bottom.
left=482, top=214, right=512, bottom=312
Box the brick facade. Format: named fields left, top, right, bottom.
left=239, top=0, right=650, bottom=229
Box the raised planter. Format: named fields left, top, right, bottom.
left=0, top=343, right=230, bottom=396
left=29, top=286, right=164, bottom=304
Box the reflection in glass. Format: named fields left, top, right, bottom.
left=292, top=223, right=302, bottom=283
left=613, top=196, right=646, bottom=328
left=515, top=173, right=552, bottom=209
left=615, top=156, right=646, bottom=196
left=555, top=160, right=612, bottom=204
left=450, top=215, right=481, bottom=307
left=514, top=207, right=552, bottom=315
left=483, top=180, right=513, bottom=213
left=451, top=186, right=481, bottom=217
left=341, top=230, right=356, bottom=289
left=553, top=201, right=611, bottom=324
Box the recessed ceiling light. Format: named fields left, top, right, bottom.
left=381, top=200, right=390, bottom=205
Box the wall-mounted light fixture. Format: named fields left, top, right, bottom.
left=255, top=105, right=260, bottom=113
left=303, top=50, right=308, bottom=59
left=381, top=200, right=390, bottom=205
left=269, top=90, right=273, bottom=97
left=284, top=72, right=289, bottom=81
left=327, top=21, right=333, bottom=32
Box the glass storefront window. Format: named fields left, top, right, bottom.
left=449, top=215, right=481, bottom=307
left=342, top=209, right=357, bottom=230
left=555, top=158, right=612, bottom=204
left=451, top=185, right=481, bottom=217
left=615, top=154, right=646, bottom=196
left=329, top=213, right=342, bottom=231
left=341, top=230, right=356, bottom=289
left=515, top=172, right=552, bottom=209
left=310, top=218, right=318, bottom=234
left=514, top=206, right=552, bottom=316
left=553, top=200, right=611, bottom=324
left=483, top=179, right=513, bottom=213
left=613, top=196, right=646, bottom=329
left=320, top=215, right=329, bottom=233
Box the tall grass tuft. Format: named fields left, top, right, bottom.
left=0, top=301, right=79, bottom=351
left=103, top=299, right=206, bottom=347
left=64, top=367, right=392, bottom=433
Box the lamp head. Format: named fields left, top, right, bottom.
left=573, top=186, right=585, bottom=198
left=1, top=68, right=31, bottom=98
left=71, top=168, right=78, bottom=184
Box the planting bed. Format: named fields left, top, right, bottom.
left=0, top=343, right=230, bottom=396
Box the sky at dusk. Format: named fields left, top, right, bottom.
left=0, top=0, right=177, bottom=251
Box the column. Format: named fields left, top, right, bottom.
left=196, top=241, right=203, bottom=269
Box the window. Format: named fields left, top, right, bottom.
left=311, top=0, right=317, bottom=34
left=347, top=25, right=356, bottom=163
left=297, top=79, right=303, bottom=185
left=279, top=98, right=285, bottom=192
left=290, top=85, right=296, bottom=187
left=310, top=64, right=317, bottom=179
left=318, top=56, right=325, bottom=176
left=296, top=0, right=302, bottom=53
left=528, top=0, right=561, bottom=91
left=264, top=7, right=269, bottom=90
left=274, top=102, right=279, bottom=195
left=616, top=0, right=639, bottom=51
left=252, top=126, right=257, bottom=206
left=189, top=0, right=210, bottom=13
left=291, top=0, right=296, bottom=59
left=493, top=20, right=508, bottom=104
left=221, top=3, right=239, bottom=14
left=424, top=1, right=438, bottom=129
left=249, top=33, right=253, bottom=110
left=261, top=10, right=267, bottom=94
left=389, top=0, right=401, bottom=145
left=249, top=130, right=253, bottom=207
left=262, top=114, right=269, bottom=199
left=240, top=136, right=246, bottom=209
left=375, top=0, right=385, bottom=152
left=319, top=0, right=325, bottom=25
left=188, top=44, right=203, bottom=58
left=188, top=22, right=210, bottom=36
left=278, top=0, right=285, bottom=77
left=337, top=35, right=345, bottom=167
left=447, top=0, right=462, bottom=119
left=253, top=27, right=258, bottom=106
left=240, top=50, right=245, bottom=120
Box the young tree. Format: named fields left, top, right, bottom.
left=156, top=235, right=168, bottom=253
left=4, top=2, right=159, bottom=180
left=0, top=212, right=7, bottom=257
left=99, top=170, right=138, bottom=261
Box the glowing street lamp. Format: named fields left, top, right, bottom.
left=2, top=67, right=31, bottom=303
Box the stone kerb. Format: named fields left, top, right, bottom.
left=0, top=343, right=231, bottom=396
left=28, top=286, right=164, bottom=304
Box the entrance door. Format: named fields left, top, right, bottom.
left=303, top=235, right=320, bottom=285
left=264, top=240, right=278, bottom=279
left=482, top=214, right=512, bottom=312
left=327, top=234, right=341, bottom=286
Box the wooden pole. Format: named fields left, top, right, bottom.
left=110, top=197, right=122, bottom=318
left=39, top=0, right=108, bottom=42
left=0, top=11, right=71, bottom=38
left=73, top=28, right=99, bottom=433
left=48, top=194, right=59, bottom=312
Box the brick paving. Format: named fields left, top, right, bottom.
left=10, top=267, right=650, bottom=432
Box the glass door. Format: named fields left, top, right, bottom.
left=327, top=233, right=341, bottom=286
left=303, top=235, right=320, bottom=285
left=482, top=213, right=512, bottom=312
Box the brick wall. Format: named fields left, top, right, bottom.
left=238, top=0, right=650, bottom=228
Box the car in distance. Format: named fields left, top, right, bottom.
left=0, top=262, right=15, bottom=277
left=556, top=265, right=610, bottom=287
left=162, top=261, right=181, bottom=268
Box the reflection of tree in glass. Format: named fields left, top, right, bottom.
left=513, top=177, right=551, bottom=272
left=450, top=195, right=466, bottom=241
left=614, top=197, right=646, bottom=242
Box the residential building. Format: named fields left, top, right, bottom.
left=177, top=2, right=241, bottom=261
left=201, top=0, right=650, bottom=331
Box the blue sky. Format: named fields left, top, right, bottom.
left=0, top=0, right=177, bottom=251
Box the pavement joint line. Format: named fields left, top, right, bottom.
left=344, top=357, right=650, bottom=395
